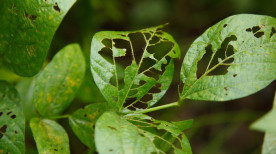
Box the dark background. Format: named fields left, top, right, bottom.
left=23, top=0, right=276, bottom=153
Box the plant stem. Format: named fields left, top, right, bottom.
left=134, top=102, right=180, bottom=114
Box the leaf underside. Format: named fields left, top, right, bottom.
left=33, top=44, right=86, bottom=116
left=0, top=0, right=76, bottom=77
left=30, top=118, right=70, bottom=154
left=95, top=112, right=192, bottom=154
left=0, top=81, right=25, bottom=153
left=90, top=25, right=181, bottom=111
left=180, top=14, right=276, bottom=101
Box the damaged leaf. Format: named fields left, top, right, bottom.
left=90, top=25, right=180, bottom=111
left=0, top=80, right=25, bottom=153
left=30, top=118, right=70, bottom=154
left=95, top=112, right=192, bottom=154
left=180, top=14, right=276, bottom=101
left=69, top=103, right=112, bottom=149
left=33, top=44, right=85, bottom=116
left=0, top=0, right=76, bottom=77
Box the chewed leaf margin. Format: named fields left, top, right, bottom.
left=91, top=24, right=181, bottom=112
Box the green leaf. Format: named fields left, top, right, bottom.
left=95, top=112, right=158, bottom=154
left=250, top=91, right=276, bottom=133
left=90, top=25, right=181, bottom=111
left=30, top=118, right=70, bottom=154
left=180, top=14, right=276, bottom=101
left=0, top=80, right=25, bottom=153
left=0, top=0, right=77, bottom=77
left=69, top=103, right=112, bottom=149
left=262, top=133, right=276, bottom=154
left=33, top=44, right=86, bottom=116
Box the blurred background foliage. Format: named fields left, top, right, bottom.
left=3, top=0, right=276, bottom=153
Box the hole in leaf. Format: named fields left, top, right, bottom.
left=0, top=112, right=2, bottom=116
left=140, top=94, right=153, bottom=102
left=14, top=130, right=17, bottom=134
left=252, top=26, right=261, bottom=33
left=128, top=32, right=146, bottom=64
left=132, top=101, right=148, bottom=109
left=10, top=115, right=16, bottom=119
left=84, top=114, right=87, bottom=118
left=124, top=97, right=137, bottom=110
left=144, top=33, right=151, bottom=40
left=223, top=24, right=228, bottom=28
left=53, top=2, right=60, bottom=13
left=270, top=27, right=276, bottom=38
left=0, top=125, right=7, bottom=133
left=148, top=86, right=161, bottom=94
left=246, top=28, right=252, bottom=32
left=149, top=36, right=160, bottom=44
left=7, top=111, right=12, bottom=115
left=233, top=74, right=237, bottom=77
left=147, top=41, right=174, bottom=60
left=197, top=44, right=212, bottom=78
left=113, top=39, right=133, bottom=67
left=138, top=58, right=156, bottom=73
left=254, top=31, right=264, bottom=38
left=102, top=39, right=112, bottom=48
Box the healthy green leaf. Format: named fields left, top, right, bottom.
left=250, top=91, right=276, bottom=133
left=250, top=91, right=276, bottom=154
left=69, top=103, right=112, bottom=149
left=180, top=14, right=276, bottom=101
left=0, top=0, right=77, bottom=77
left=95, top=112, right=158, bottom=154
left=33, top=44, right=86, bottom=116
left=0, top=80, right=25, bottom=153
left=30, top=118, right=70, bottom=154
left=262, top=133, right=276, bottom=154
left=90, top=25, right=180, bottom=111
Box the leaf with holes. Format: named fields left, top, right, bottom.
left=0, top=80, right=25, bottom=153
left=33, top=44, right=85, bottom=116
left=0, top=0, right=76, bottom=77
left=90, top=25, right=180, bottom=112
left=30, top=118, right=69, bottom=153
left=69, top=103, right=113, bottom=149
left=95, top=112, right=192, bottom=154
left=180, top=14, right=276, bottom=101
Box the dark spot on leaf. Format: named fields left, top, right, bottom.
left=139, top=132, right=145, bottom=137
left=54, top=149, right=58, bottom=151
left=108, top=126, right=117, bottom=130
left=2, top=94, right=5, bottom=98
left=132, top=101, right=148, bottom=109
left=14, top=130, right=17, bottom=134
left=252, top=26, right=261, bottom=33
left=84, top=114, right=87, bottom=118
left=224, top=87, right=228, bottom=91
left=246, top=28, right=252, bottom=32
left=139, top=80, right=146, bottom=86
left=124, top=97, right=137, bottom=110
left=233, top=74, right=237, bottom=77
left=138, top=57, right=156, bottom=74
left=140, top=94, right=153, bottom=102
left=0, top=112, right=2, bottom=116
left=7, top=111, right=12, bottom=115
left=225, top=93, right=228, bottom=96
left=156, top=83, right=161, bottom=88
left=270, top=27, right=276, bottom=38
left=29, top=14, right=37, bottom=21
left=53, top=2, right=61, bottom=13
left=0, top=125, right=7, bottom=133
left=10, top=115, right=16, bottom=119
left=164, top=123, right=168, bottom=126
left=109, top=149, right=113, bottom=152
left=148, top=86, right=161, bottom=94
left=223, top=24, right=227, bottom=28
left=254, top=31, right=264, bottom=38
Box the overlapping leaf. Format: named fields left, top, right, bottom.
left=95, top=112, right=192, bottom=154
left=33, top=44, right=85, bottom=116
left=90, top=25, right=180, bottom=111
left=69, top=103, right=112, bottom=149
left=0, top=81, right=25, bottom=153
left=0, top=0, right=76, bottom=76
left=180, top=14, right=276, bottom=101
left=30, top=118, right=70, bottom=153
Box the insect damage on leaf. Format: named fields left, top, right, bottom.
left=91, top=25, right=180, bottom=111
left=180, top=14, right=276, bottom=102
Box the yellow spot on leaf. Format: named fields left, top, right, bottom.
left=49, top=16, right=52, bottom=20
left=42, top=32, right=45, bottom=35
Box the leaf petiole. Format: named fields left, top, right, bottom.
left=134, top=102, right=180, bottom=114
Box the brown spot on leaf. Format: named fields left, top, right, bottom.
left=53, top=3, right=61, bottom=13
